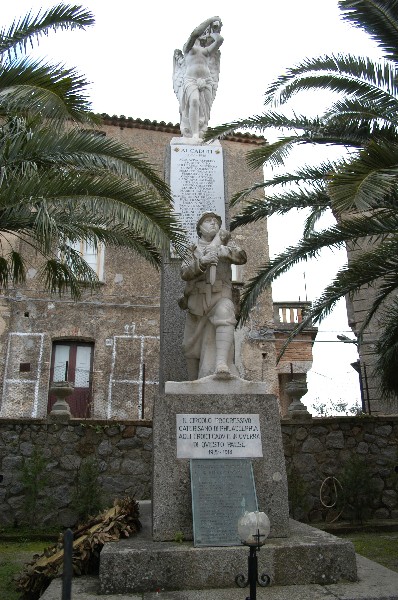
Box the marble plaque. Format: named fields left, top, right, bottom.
left=170, top=142, right=225, bottom=243
left=176, top=414, right=263, bottom=458
left=191, top=459, right=258, bottom=546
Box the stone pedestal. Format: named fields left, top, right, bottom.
left=98, top=380, right=358, bottom=594
left=99, top=501, right=358, bottom=594
left=152, top=377, right=289, bottom=541
left=286, top=378, right=312, bottom=422
left=47, top=381, right=74, bottom=422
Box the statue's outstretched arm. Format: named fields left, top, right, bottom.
left=203, top=32, right=224, bottom=56
left=183, top=16, right=222, bottom=54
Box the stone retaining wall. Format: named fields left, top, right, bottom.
left=282, top=415, right=398, bottom=522
left=0, top=416, right=397, bottom=527
left=0, top=419, right=152, bottom=527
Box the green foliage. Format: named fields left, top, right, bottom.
left=79, top=422, right=122, bottom=434
left=0, top=4, right=186, bottom=299
left=338, top=455, right=379, bottom=524
left=18, top=449, right=51, bottom=526
left=208, top=0, right=398, bottom=398
left=339, top=531, right=398, bottom=572
left=0, top=539, right=50, bottom=600
left=339, top=0, right=398, bottom=63
left=287, top=465, right=310, bottom=521
left=311, top=399, right=362, bottom=416
left=71, top=457, right=103, bottom=522
left=173, top=531, right=184, bottom=543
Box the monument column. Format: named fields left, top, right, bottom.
left=160, top=140, right=227, bottom=388
left=155, top=15, right=289, bottom=540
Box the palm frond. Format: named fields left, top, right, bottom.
left=264, top=54, right=397, bottom=106
left=206, top=112, right=328, bottom=141
left=303, top=206, right=330, bottom=237
left=246, top=137, right=304, bottom=169
left=206, top=116, right=270, bottom=140
left=325, top=96, right=398, bottom=130
left=39, top=255, right=98, bottom=300
left=0, top=4, right=94, bottom=59
left=238, top=211, right=398, bottom=323
left=245, top=131, right=361, bottom=170
left=339, top=0, right=398, bottom=63
left=0, top=123, right=172, bottom=202
left=230, top=182, right=271, bottom=207
left=273, top=240, right=398, bottom=364
left=269, top=72, right=397, bottom=112
left=230, top=163, right=334, bottom=207
left=1, top=171, right=187, bottom=257
left=264, top=162, right=337, bottom=186
left=261, top=236, right=398, bottom=361
left=231, top=188, right=330, bottom=230
left=62, top=225, right=162, bottom=268
left=0, top=250, right=25, bottom=287
left=329, top=139, right=398, bottom=211
left=0, top=58, right=91, bottom=121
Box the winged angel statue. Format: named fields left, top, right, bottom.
left=173, top=17, right=223, bottom=141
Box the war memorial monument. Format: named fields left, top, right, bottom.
left=98, top=17, right=357, bottom=594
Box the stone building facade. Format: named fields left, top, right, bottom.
left=345, top=234, right=397, bottom=415
left=0, top=117, right=316, bottom=420
left=346, top=290, right=380, bottom=414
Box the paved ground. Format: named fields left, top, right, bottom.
left=41, top=553, right=398, bottom=600
left=39, top=500, right=398, bottom=599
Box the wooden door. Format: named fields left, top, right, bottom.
left=48, top=341, right=94, bottom=417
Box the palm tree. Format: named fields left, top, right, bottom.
left=0, top=5, right=185, bottom=299
left=208, top=0, right=398, bottom=398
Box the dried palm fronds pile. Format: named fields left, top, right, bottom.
left=16, top=496, right=140, bottom=600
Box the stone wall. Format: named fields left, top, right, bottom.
left=282, top=415, right=398, bottom=522
left=1, top=415, right=396, bottom=528
left=0, top=418, right=152, bottom=527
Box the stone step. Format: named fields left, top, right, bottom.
left=98, top=503, right=357, bottom=594
left=41, top=553, right=398, bottom=600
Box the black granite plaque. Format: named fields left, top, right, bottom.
left=190, top=459, right=258, bottom=547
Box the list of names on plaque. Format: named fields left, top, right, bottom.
left=176, top=414, right=263, bottom=458
left=191, top=459, right=258, bottom=546
left=170, top=144, right=225, bottom=242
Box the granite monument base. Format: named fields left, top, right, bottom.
left=99, top=501, right=358, bottom=594
left=152, top=378, right=289, bottom=541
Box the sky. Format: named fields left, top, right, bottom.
left=2, top=0, right=383, bottom=412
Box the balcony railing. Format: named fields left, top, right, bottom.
left=273, top=301, right=313, bottom=327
